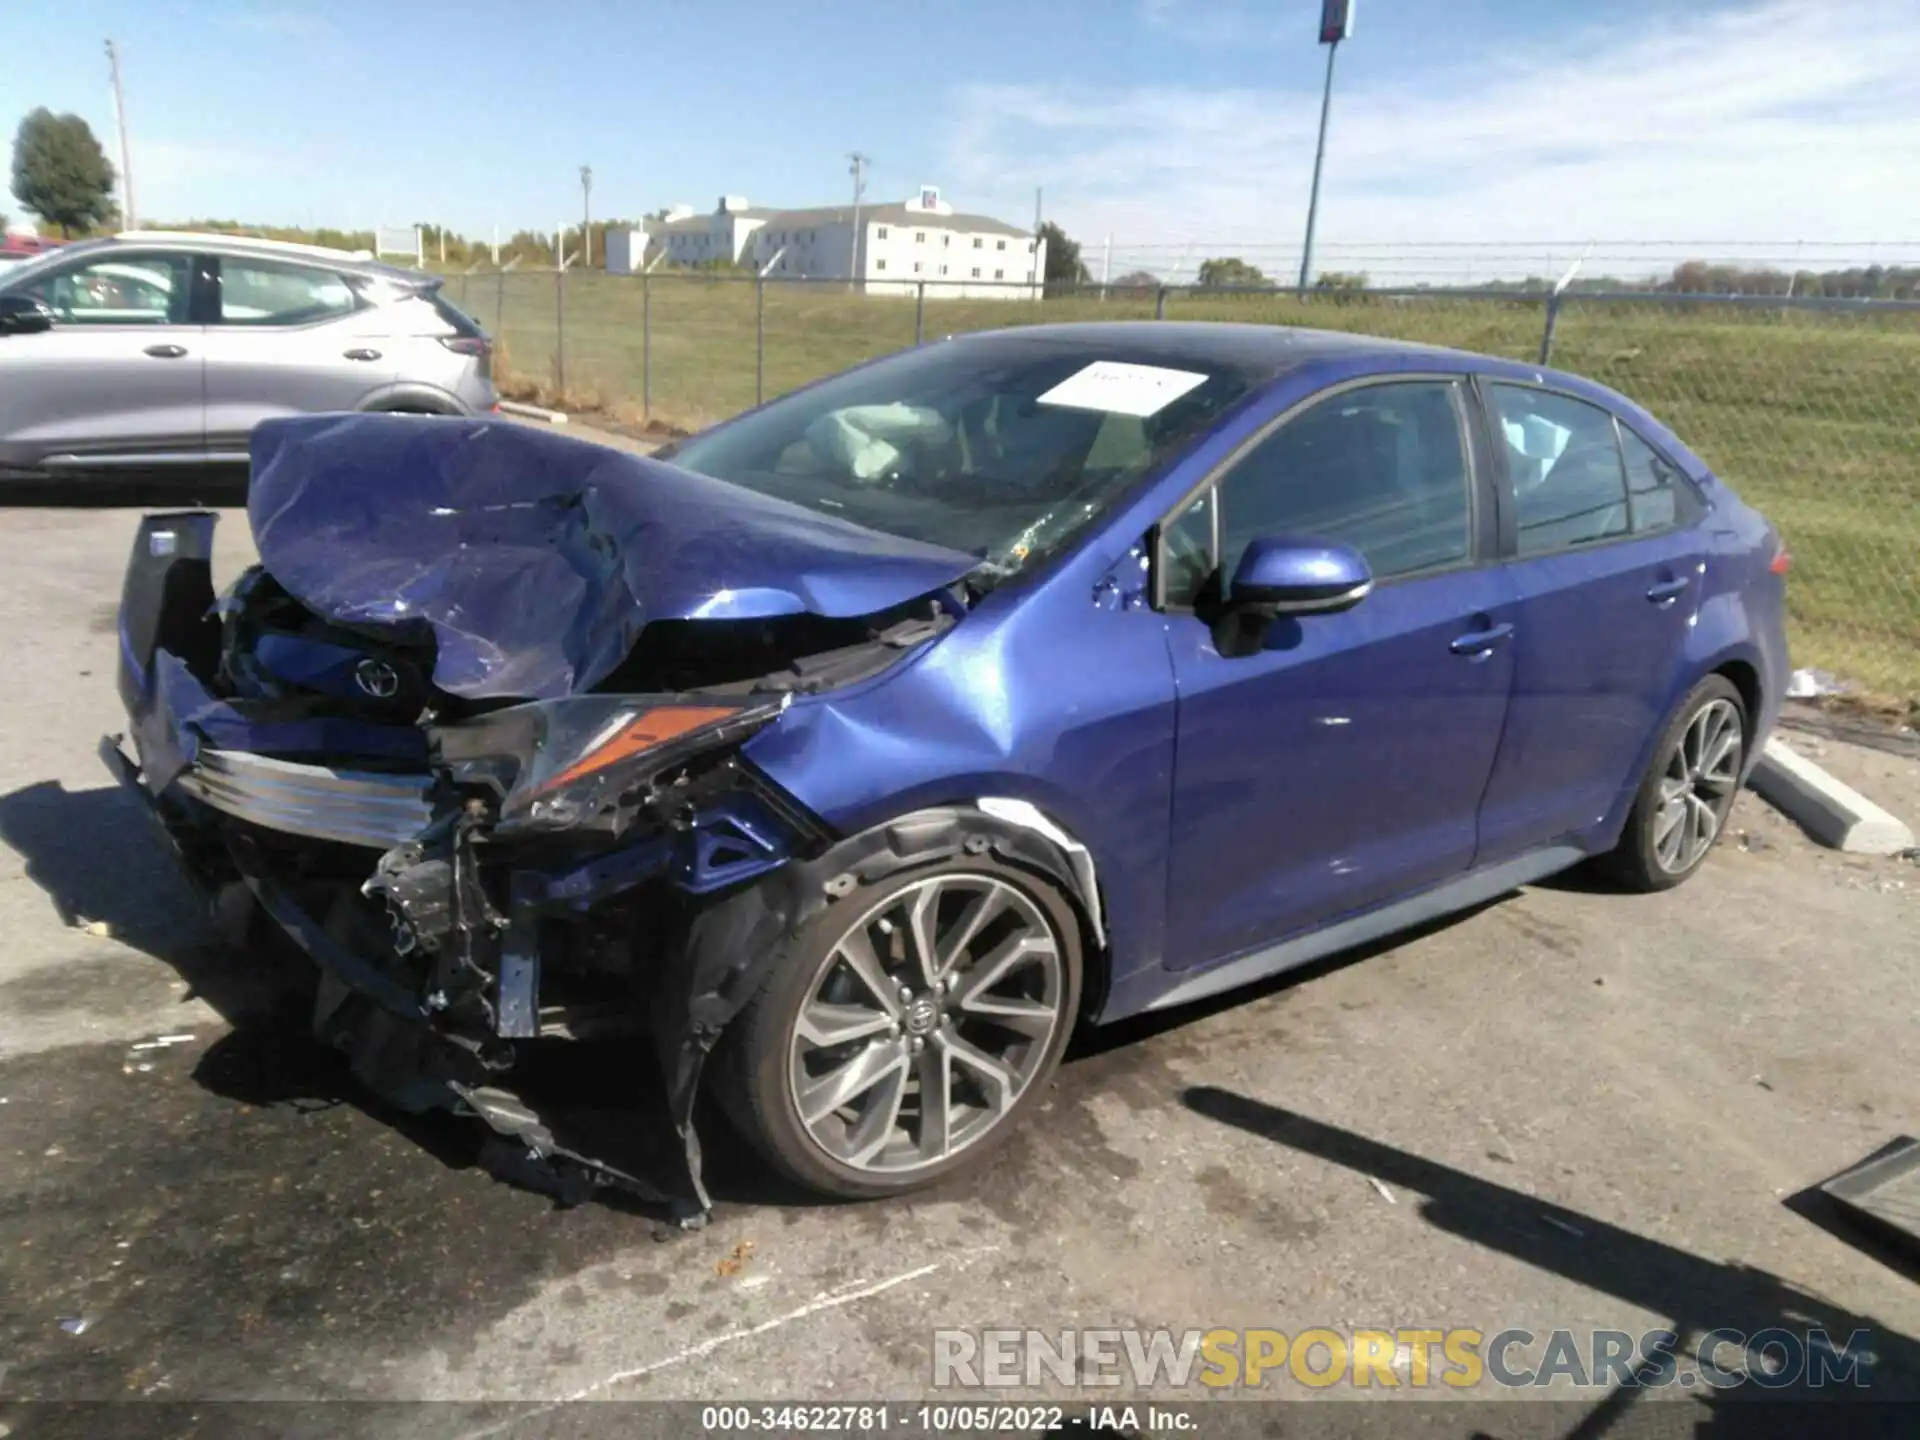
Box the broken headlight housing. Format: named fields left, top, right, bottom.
left=431, top=693, right=791, bottom=835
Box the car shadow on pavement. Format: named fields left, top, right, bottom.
left=0, top=778, right=292, bottom=1021
left=1068, top=902, right=1507, bottom=1063
left=1183, top=1084, right=1920, bottom=1436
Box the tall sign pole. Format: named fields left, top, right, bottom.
left=580, top=165, right=593, bottom=268
left=1297, top=0, right=1354, bottom=293
left=105, top=39, right=136, bottom=230
left=847, top=152, right=871, bottom=291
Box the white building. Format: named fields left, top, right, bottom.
left=605, top=187, right=1046, bottom=300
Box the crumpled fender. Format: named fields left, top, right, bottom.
left=655, top=804, right=1101, bottom=1212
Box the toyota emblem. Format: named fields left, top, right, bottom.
left=353, top=658, right=401, bottom=699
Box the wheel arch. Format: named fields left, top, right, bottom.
left=1712, top=655, right=1762, bottom=735
left=810, top=803, right=1109, bottom=1024
left=356, top=382, right=469, bottom=416
left=1595, top=643, right=1768, bottom=851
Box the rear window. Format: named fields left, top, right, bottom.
left=217, top=258, right=360, bottom=326
left=430, top=290, right=484, bottom=335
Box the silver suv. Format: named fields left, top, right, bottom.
left=0, top=231, right=496, bottom=481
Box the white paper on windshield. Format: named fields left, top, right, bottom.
left=1036, top=361, right=1209, bottom=418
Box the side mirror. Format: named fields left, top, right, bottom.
left=1229, top=535, right=1372, bottom=615
left=0, top=294, right=54, bottom=336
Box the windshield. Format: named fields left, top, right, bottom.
left=662, top=333, right=1256, bottom=579
left=0, top=243, right=88, bottom=290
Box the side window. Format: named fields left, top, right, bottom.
left=216, top=259, right=358, bottom=326
left=1172, top=380, right=1474, bottom=602
left=1161, top=490, right=1217, bottom=607
left=1486, top=385, right=1629, bottom=555
left=1620, top=426, right=1705, bottom=533
left=24, top=252, right=192, bottom=325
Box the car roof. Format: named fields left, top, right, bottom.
left=942, top=319, right=1639, bottom=414
left=946, top=321, right=1470, bottom=377
left=24, top=232, right=435, bottom=288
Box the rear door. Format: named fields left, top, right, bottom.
left=199, top=255, right=399, bottom=457
left=0, top=248, right=205, bottom=472
left=1473, top=380, right=1712, bottom=863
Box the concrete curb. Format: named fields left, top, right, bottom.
left=496, top=400, right=568, bottom=425
left=1748, top=738, right=1916, bottom=855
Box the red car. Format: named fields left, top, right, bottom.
left=0, top=235, right=64, bottom=264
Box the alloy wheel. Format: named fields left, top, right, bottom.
left=787, top=873, right=1067, bottom=1175
left=1652, top=697, right=1743, bottom=874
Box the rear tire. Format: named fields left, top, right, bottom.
left=713, top=854, right=1082, bottom=1200
left=1601, top=674, right=1747, bottom=892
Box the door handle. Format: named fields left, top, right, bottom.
left=1646, top=576, right=1691, bottom=604
left=342, top=347, right=382, bottom=362
left=1449, top=621, right=1514, bottom=656
left=143, top=343, right=188, bottom=359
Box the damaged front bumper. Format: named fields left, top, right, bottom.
left=109, top=512, right=835, bottom=1225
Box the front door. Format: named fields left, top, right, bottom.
left=0, top=248, right=205, bottom=472
left=1160, top=377, right=1517, bottom=972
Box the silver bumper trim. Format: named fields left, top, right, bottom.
left=182, top=748, right=433, bottom=849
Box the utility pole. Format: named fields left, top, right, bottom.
left=847, top=151, right=871, bottom=291
left=105, top=39, right=135, bottom=230
left=579, top=165, right=593, bottom=269
left=1298, top=1, right=1356, bottom=293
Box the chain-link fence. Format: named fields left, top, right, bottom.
left=444, top=269, right=1920, bottom=710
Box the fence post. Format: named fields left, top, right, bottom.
left=1155, top=286, right=1167, bottom=321
left=755, top=276, right=765, bottom=407
left=553, top=266, right=565, bottom=393
left=915, top=280, right=925, bottom=345
left=1537, top=292, right=1562, bottom=366
left=641, top=270, right=651, bottom=420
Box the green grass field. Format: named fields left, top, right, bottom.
left=444, top=271, right=1920, bottom=709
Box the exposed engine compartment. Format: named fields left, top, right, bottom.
left=214, top=561, right=956, bottom=723
left=112, top=488, right=966, bottom=1223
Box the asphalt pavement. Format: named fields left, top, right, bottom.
left=1, top=485, right=1917, bottom=1436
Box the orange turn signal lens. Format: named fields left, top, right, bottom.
left=533, top=705, right=739, bottom=795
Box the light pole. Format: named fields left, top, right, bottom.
left=847, top=151, right=871, bottom=291
left=105, top=39, right=135, bottom=229
left=579, top=165, right=593, bottom=269
left=1297, top=0, right=1355, bottom=293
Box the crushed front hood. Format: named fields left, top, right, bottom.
left=247, top=414, right=978, bottom=700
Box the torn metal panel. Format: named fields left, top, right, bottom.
left=247, top=413, right=979, bottom=699
left=105, top=463, right=1099, bottom=1224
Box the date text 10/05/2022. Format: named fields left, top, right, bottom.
left=699, top=1405, right=1197, bottom=1432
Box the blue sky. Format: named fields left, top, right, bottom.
left=8, top=0, right=1920, bottom=276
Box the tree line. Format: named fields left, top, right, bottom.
left=8, top=108, right=1912, bottom=299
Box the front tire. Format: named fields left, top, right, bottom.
left=714, top=855, right=1083, bottom=1199
left=1602, top=674, right=1747, bottom=892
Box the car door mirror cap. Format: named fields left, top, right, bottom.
left=1229, top=535, right=1373, bottom=617
left=0, top=294, right=54, bottom=336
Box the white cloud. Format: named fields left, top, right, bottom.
left=948, top=0, right=1920, bottom=281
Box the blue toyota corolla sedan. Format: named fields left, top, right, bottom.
left=109, top=323, right=1788, bottom=1218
